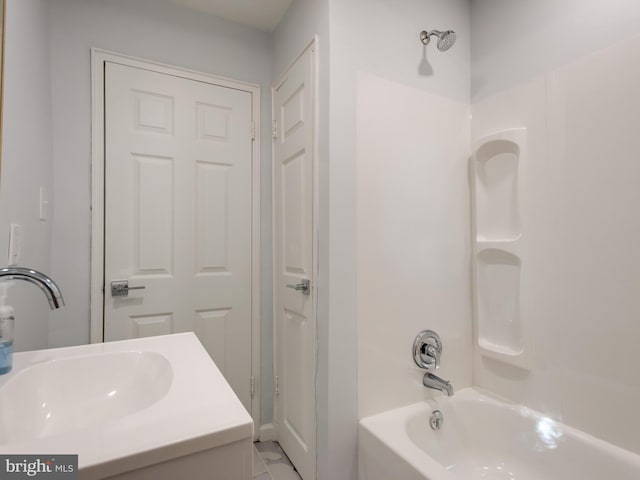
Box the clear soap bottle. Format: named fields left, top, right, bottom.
left=0, top=282, right=14, bottom=375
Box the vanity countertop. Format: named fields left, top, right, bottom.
left=0, top=332, right=253, bottom=479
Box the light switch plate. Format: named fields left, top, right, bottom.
left=8, top=223, right=22, bottom=266
left=40, top=186, right=48, bottom=221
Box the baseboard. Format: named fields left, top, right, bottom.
left=258, top=423, right=276, bottom=441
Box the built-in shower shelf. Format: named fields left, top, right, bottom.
left=472, top=128, right=531, bottom=370
left=478, top=340, right=530, bottom=370
left=478, top=339, right=524, bottom=357
left=476, top=238, right=522, bottom=256
left=477, top=234, right=522, bottom=242
left=474, top=129, right=525, bottom=241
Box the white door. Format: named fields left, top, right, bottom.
left=273, top=45, right=316, bottom=480
left=103, top=62, right=254, bottom=414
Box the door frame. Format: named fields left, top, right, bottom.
left=271, top=36, right=320, bottom=452
left=89, top=49, right=262, bottom=426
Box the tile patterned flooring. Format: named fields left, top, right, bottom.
left=253, top=441, right=302, bottom=480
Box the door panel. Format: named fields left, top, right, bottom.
left=135, top=154, right=174, bottom=273
left=274, top=45, right=316, bottom=480
left=196, top=162, right=229, bottom=272
left=104, top=62, right=253, bottom=414
left=283, top=151, right=307, bottom=273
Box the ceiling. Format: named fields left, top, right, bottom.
left=170, top=0, right=293, bottom=32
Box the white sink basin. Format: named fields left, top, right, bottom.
left=0, top=333, right=253, bottom=479
left=0, top=351, right=172, bottom=444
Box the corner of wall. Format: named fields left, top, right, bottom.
left=0, top=0, right=55, bottom=351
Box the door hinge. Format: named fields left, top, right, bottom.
left=272, top=120, right=278, bottom=139
left=251, top=121, right=256, bottom=140
left=250, top=376, right=256, bottom=398
left=275, top=375, right=280, bottom=396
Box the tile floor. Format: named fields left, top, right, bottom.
left=253, top=441, right=302, bottom=480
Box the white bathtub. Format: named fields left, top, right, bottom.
left=359, top=388, right=640, bottom=480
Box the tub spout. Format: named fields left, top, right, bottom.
left=423, top=372, right=453, bottom=396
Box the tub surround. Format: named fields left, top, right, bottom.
left=471, top=33, right=640, bottom=454
left=0, top=333, right=253, bottom=479
left=356, top=72, right=473, bottom=419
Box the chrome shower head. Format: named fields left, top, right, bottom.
left=436, top=30, right=456, bottom=51
left=420, top=29, right=457, bottom=52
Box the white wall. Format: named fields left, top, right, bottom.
left=471, top=0, right=640, bottom=101
left=333, top=0, right=471, bottom=478
left=471, top=3, right=640, bottom=454
left=333, top=0, right=470, bottom=104
left=0, top=0, right=54, bottom=351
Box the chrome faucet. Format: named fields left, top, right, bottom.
left=413, top=330, right=454, bottom=396
left=422, top=372, right=454, bottom=396
left=0, top=267, right=65, bottom=309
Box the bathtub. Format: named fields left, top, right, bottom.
left=359, top=388, right=640, bottom=480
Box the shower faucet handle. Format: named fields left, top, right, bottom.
left=413, top=330, right=443, bottom=370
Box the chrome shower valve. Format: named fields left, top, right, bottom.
left=413, top=330, right=443, bottom=370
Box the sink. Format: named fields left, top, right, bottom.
left=0, top=351, right=172, bottom=444
left=0, top=333, right=253, bottom=479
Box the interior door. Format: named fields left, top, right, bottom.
left=273, top=45, right=316, bottom=480
left=103, top=61, right=254, bottom=414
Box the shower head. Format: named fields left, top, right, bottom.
left=436, top=30, right=456, bottom=51
left=420, top=29, right=457, bottom=52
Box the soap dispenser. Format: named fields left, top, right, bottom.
left=0, top=282, right=14, bottom=374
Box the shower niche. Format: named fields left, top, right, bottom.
left=471, top=128, right=530, bottom=370
left=475, top=138, right=521, bottom=241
